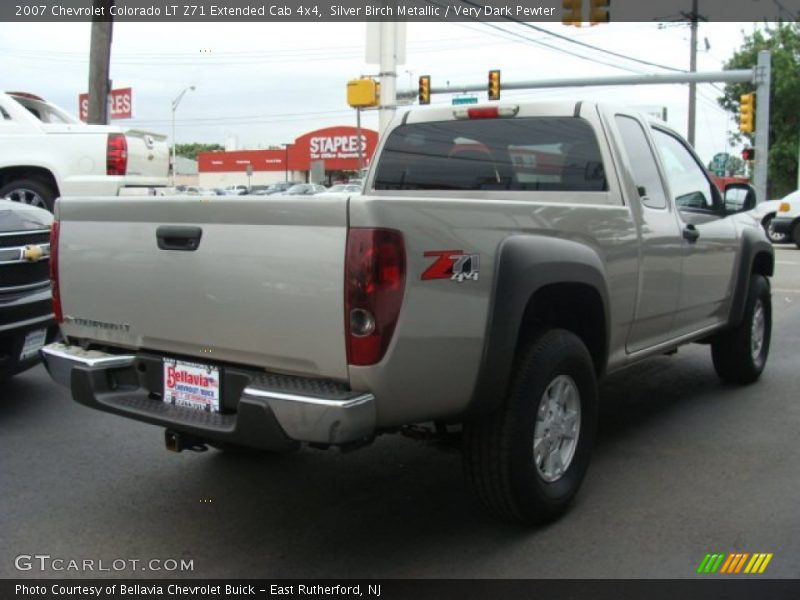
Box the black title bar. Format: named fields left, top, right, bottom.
left=3, top=0, right=795, bottom=22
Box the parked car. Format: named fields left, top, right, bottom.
left=222, top=185, right=249, bottom=196
left=247, top=185, right=271, bottom=195
left=285, top=183, right=326, bottom=195
left=43, top=101, right=774, bottom=524
left=0, top=199, right=59, bottom=381
left=770, top=190, right=800, bottom=247
left=0, top=91, right=169, bottom=211
left=315, top=184, right=363, bottom=197
left=249, top=182, right=295, bottom=196
left=747, top=198, right=790, bottom=243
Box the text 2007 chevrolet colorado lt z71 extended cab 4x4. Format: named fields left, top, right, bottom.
left=41, top=101, right=773, bottom=524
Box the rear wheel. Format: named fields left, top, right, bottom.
left=463, top=329, right=598, bottom=524
left=0, top=178, right=56, bottom=212
left=711, top=274, right=771, bottom=384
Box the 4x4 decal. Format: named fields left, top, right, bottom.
left=422, top=250, right=480, bottom=282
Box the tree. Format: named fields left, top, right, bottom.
left=719, top=23, right=800, bottom=198
left=172, top=143, right=224, bottom=161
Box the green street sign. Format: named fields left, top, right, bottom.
left=452, top=96, right=478, bottom=105
left=711, top=152, right=730, bottom=170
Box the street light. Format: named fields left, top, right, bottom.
left=171, top=85, right=195, bottom=186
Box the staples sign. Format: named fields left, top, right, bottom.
left=309, top=135, right=366, bottom=161
left=78, top=87, right=133, bottom=121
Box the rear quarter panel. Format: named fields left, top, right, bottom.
left=349, top=193, right=639, bottom=427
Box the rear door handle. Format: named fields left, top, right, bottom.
left=156, top=226, right=202, bottom=251
left=682, top=224, right=700, bottom=243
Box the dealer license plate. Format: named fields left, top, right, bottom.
left=162, top=359, right=221, bottom=413
left=20, top=328, right=47, bottom=361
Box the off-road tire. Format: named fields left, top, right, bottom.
left=463, top=329, right=598, bottom=525
left=711, top=274, right=771, bottom=384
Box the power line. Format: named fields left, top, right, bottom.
left=479, top=21, right=647, bottom=74
left=420, top=0, right=647, bottom=75
left=457, top=0, right=687, bottom=74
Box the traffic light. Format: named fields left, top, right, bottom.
left=562, top=0, right=582, bottom=26
left=590, top=0, right=610, bottom=24
left=488, top=70, right=501, bottom=101
left=346, top=78, right=379, bottom=108
left=741, top=147, right=755, bottom=161
left=418, top=75, right=430, bottom=105
left=739, top=93, right=755, bottom=134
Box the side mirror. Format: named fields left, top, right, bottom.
left=723, top=183, right=757, bottom=214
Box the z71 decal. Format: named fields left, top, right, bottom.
left=422, top=250, right=480, bottom=282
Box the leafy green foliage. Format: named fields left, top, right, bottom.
left=172, top=143, right=224, bottom=160
left=719, top=23, right=800, bottom=198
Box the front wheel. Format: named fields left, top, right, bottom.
left=463, top=329, right=598, bottom=525
left=793, top=222, right=800, bottom=249
left=711, top=274, right=771, bottom=384
left=763, top=215, right=789, bottom=244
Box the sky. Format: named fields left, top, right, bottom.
left=0, top=19, right=763, bottom=163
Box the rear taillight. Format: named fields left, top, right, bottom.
left=106, top=133, right=128, bottom=176
left=49, top=220, right=63, bottom=324
left=345, top=229, right=406, bottom=366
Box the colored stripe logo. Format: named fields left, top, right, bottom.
left=697, top=553, right=773, bottom=574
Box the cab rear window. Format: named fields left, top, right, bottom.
left=373, top=117, right=607, bottom=192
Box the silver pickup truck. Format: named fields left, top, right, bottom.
left=42, top=101, right=774, bottom=524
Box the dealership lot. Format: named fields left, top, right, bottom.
left=2, top=247, right=800, bottom=579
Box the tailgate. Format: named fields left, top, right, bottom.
left=124, top=129, right=169, bottom=179
left=56, top=195, right=349, bottom=380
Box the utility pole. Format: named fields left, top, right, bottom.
left=753, top=50, right=771, bottom=203
left=687, top=0, right=699, bottom=147
left=378, top=19, right=397, bottom=137
left=87, top=0, right=113, bottom=125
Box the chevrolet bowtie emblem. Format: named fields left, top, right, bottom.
left=22, top=245, right=44, bottom=262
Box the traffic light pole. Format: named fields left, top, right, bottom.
left=687, top=0, right=698, bottom=147
left=377, top=19, right=397, bottom=137
left=753, top=51, right=770, bottom=203
left=405, top=63, right=771, bottom=201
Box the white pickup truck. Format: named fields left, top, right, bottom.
left=0, top=91, right=169, bottom=211
left=42, top=101, right=774, bottom=524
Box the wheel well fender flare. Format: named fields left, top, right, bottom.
left=728, top=227, right=774, bottom=328
left=467, top=235, right=610, bottom=417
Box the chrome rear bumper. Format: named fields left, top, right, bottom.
left=41, top=342, right=376, bottom=447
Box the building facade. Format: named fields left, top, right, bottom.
left=198, top=125, right=379, bottom=188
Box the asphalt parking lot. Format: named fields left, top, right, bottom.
left=2, top=247, right=800, bottom=579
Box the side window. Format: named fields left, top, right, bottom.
left=651, top=128, right=717, bottom=213
left=614, top=116, right=667, bottom=209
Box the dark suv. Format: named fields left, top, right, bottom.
left=0, top=199, right=58, bottom=380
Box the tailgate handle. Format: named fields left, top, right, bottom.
left=156, top=226, right=202, bottom=251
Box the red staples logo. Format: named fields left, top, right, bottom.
left=422, top=250, right=480, bottom=282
